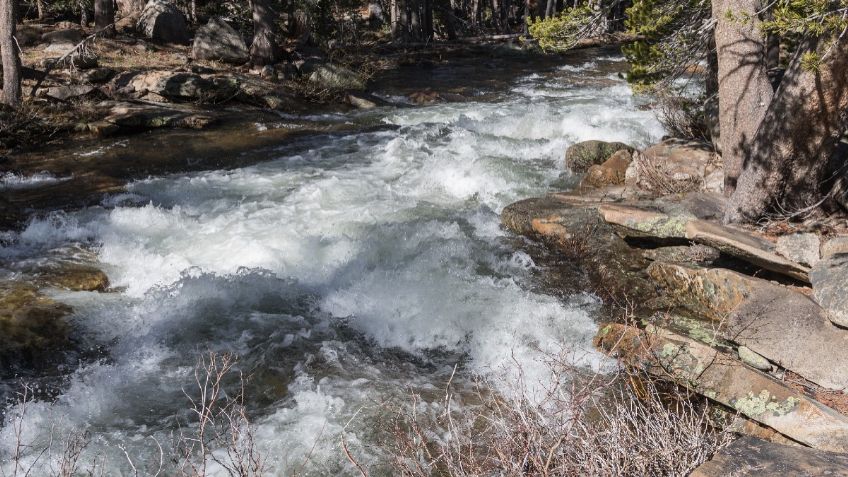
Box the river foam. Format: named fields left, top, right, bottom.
left=1, top=55, right=664, bottom=475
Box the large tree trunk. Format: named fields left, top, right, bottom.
left=712, top=0, right=773, bottom=195
left=94, top=0, right=115, bottom=36
left=250, top=0, right=281, bottom=66
left=0, top=0, right=20, bottom=108
left=725, top=34, right=848, bottom=223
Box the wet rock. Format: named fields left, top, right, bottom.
left=738, top=345, right=771, bottom=371
left=776, top=233, right=820, bottom=267
left=97, top=102, right=215, bottom=134
left=42, top=28, right=83, bottom=44
left=347, top=92, right=386, bottom=109
left=501, top=194, right=654, bottom=303
left=625, top=139, right=722, bottom=194
left=137, top=0, right=190, bottom=45
left=0, top=282, right=71, bottom=375
left=595, top=324, right=848, bottom=452
left=302, top=60, right=365, bottom=90
left=821, top=236, right=848, bottom=259
left=564, top=140, right=634, bottom=173
left=685, top=220, right=810, bottom=282
left=691, top=436, right=848, bottom=477
left=40, top=264, right=110, bottom=292
left=581, top=149, right=632, bottom=188
left=192, top=17, right=249, bottom=64
left=811, top=255, right=848, bottom=328
left=642, top=244, right=720, bottom=266
left=409, top=89, right=441, bottom=104
left=648, top=261, right=848, bottom=390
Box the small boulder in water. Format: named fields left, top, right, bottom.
left=565, top=140, right=634, bottom=173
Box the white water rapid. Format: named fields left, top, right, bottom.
left=0, top=54, right=664, bottom=476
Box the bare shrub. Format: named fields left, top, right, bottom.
left=380, top=353, right=732, bottom=476
left=655, top=93, right=713, bottom=144
left=1, top=383, right=98, bottom=477
left=175, top=351, right=265, bottom=477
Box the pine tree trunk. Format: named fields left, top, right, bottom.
left=725, top=35, right=848, bottom=223
left=712, top=0, right=773, bottom=195
left=250, top=0, right=281, bottom=66
left=0, top=0, right=20, bottom=108
left=36, top=0, right=44, bottom=19
left=94, top=0, right=115, bottom=36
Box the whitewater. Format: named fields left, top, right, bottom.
left=0, top=54, right=664, bottom=475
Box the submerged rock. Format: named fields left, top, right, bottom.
left=648, top=261, right=848, bottom=390
left=595, top=324, right=848, bottom=452
left=691, top=436, right=848, bottom=477
left=0, top=283, right=72, bottom=375
left=39, top=264, right=110, bottom=292
left=564, top=140, right=634, bottom=173
left=811, top=254, right=848, bottom=328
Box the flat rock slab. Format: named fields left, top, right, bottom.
left=595, top=324, right=848, bottom=452
left=648, top=262, right=848, bottom=390
left=691, top=436, right=848, bottom=476
left=597, top=204, right=810, bottom=282
left=598, top=203, right=691, bottom=239
left=811, top=255, right=848, bottom=328
left=685, top=219, right=810, bottom=282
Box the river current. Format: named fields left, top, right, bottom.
left=1, top=52, right=664, bottom=475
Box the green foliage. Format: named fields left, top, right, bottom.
left=622, top=0, right=709, bottom=87
left=527, top=6, right=595, bottom=52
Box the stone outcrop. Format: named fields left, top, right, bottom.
left=107, top=70, right=239, bottom=102
left=648, top=261, right=848, bottom=390
left=775, top=233, right=820, bottom=267
left=564, top=140, right=634, bottom=173
left=691, top=436, right=848, bottom=476
left=597, top=204, right=811, bottom=282
left=582, top=149, right=632, bottom=188
left=302, top=60, right=366, bottom=90
left=137, top=0, right=190, bottom=44
left=625, top=139, right=723, bottom=195
left=595, top=324, right=848, bottom=452
left=811, top=254, right=848, bottom=328
left=192, top=17, right=249, bottom=64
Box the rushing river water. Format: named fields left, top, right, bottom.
left=1, top=51, right=664, bottom=475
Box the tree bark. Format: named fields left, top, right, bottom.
left=725, top=34, right=848, bottom=223
left=94, top=0, right=115, bottom=36
left=712, top=0, right=773, bottom=195
left=250, top=0, right=281, bottom=66
left=36, top=0, right=44, bottom=19
left=0, top=0, right=20, bottom=108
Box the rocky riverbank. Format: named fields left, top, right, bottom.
left=501, top=138, right=848, bottom=472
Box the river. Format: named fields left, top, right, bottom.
left=1, top=49, right=664, bottom=475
